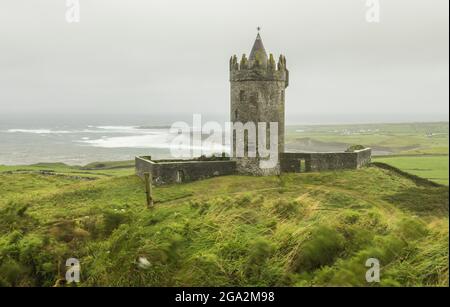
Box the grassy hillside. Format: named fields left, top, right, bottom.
left=0, top=163, right=448, bottom=287
left=0, top=161, right=135, bottom=179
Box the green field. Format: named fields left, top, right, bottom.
left=286, top=122, right=449, bottom=155
left=373, top=155, right=449, bottom=186
left=0, top=162, right=448, bottom=287
left=286, top=122, right=449, bottom=185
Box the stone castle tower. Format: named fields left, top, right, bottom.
left=230, top=31, right=289, bottom=175
left=135, top=31, right=371, bottom=184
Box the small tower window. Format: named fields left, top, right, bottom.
left=281, top=90, right=285, bottom=101
left=234, top=109, right=238, bottom=119
left=239, top=90, right=246, bottom=102
left=250, top=92, right=258, bottom=106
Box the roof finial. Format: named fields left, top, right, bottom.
left=249, top=27, right=267, bottom=67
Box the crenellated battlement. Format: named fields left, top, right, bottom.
left=229, top=53, right=289, bottom=85
left=229, top=53, right=287, bottom=71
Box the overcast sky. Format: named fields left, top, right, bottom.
left=0, top=0, right=448, bottom=123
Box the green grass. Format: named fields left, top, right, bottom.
left=0, top=161, right=135, bottom=179
left=0, top=122, right=448, bottom=286
left=373, top=155, right=449, bottom=186
left=0, top=165, right=448, bottom=287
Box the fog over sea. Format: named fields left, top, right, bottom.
left=0, top=112, right=447, bottom=165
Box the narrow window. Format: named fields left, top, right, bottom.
left=244, top=130, right=248, bottom=157
left=239, top=90, right=246, bottom=102
left=250, top=92, right=258, bottom=106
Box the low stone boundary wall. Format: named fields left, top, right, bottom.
left=280, top=148, right=372, bottom=173
left=371, top=162, right=443, bottom=187
left=135, top=156, right=237, bottom=185
left=136, top=148, right=371, bottom=184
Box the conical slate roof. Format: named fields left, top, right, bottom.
left=249, top=33, right=268, bottom=67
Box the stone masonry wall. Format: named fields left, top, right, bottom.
left=230, top=80, right=286, bottom=154
left=279, top=152, right=312, bottom=173
left=280, top=148, right=372, bottom=173
left=234, top=157, right=281, bottom=176
left=356, top=148, right=372, bottom=167
left=135, top=149, right=371, bottom=185
left=135, top=157, right=237, bottom=185
left=230, top=62, right=288, bottom=176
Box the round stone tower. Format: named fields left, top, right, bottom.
left=230, top=31, right=289, bottom=175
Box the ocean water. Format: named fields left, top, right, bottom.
left=0, top=113, right=229, bottom=165
left=1, top=112, right=446, bottom=165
